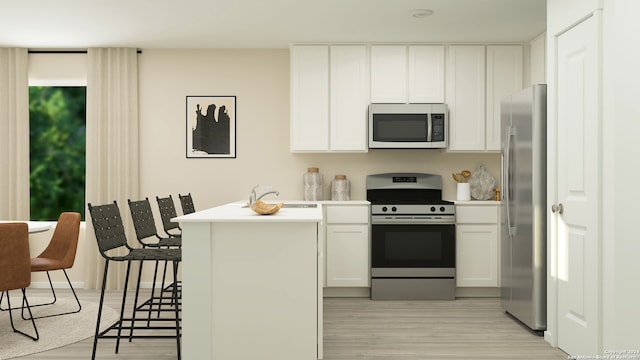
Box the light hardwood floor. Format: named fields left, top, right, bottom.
left=14, top=289, right=566, bottom=359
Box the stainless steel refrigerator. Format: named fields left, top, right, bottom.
left=500, top=84, right=547, bottom=332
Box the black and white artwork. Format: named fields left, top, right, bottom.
left=186, top=96, right=236, bottom=158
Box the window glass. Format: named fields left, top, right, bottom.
left=29, top=86, right=86, bottom=221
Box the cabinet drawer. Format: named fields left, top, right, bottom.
left=326, top=205, right=369, bottom=224
left=457, top=205, right=499, bottom=224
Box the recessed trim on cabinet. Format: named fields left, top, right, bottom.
left=446, top=45, right=486, bottom=151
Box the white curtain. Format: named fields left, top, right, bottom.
left=85, top=48, right=140, bottom=290
left=0, top=48, right=29, bottom=220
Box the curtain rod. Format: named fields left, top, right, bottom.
left=28, top=49, right=143, bottom=54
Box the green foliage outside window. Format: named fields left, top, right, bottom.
left=29, top=87, right=86, bottom=221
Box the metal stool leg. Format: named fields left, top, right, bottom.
left=92, top=260, right=110, bottom=360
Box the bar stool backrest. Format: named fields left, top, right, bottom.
left=156, top=195, right=181, bottom=234
left=179, top=193, right=195, bottom=215
left=128, top=198, right=159, bottom=241
left=88, top=201, right=130, bottom=256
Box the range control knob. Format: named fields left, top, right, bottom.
left=391, top=206, right=397, bottom=212
left=430, top=206, right=436, bottom=212
left=440, top=206, right=446, bottom=212
left=382, top=206, right=388, bottom=212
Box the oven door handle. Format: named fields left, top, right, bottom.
left=371, top=216, right=455, bottom=225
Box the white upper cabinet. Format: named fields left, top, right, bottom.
left=290, top=45, right=368, bottom=152
left=330, top=46, right=369, bottom=151
left=408, top=46, right=445, bottom=103
left=370, top=46, right=407, bottom=103
left=447, top=45, right=523, bottom=152
left=290, top=45, right=329, bottom=151
left=291, top=44, right=523, bottom=153
left=485, top=45, right=523, bottom=151
left=371, top=45, right=445, bottom=104
left=446, top=45, right=486, bottom=151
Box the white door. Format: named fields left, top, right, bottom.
left=555, top=14, right=601, bottom=356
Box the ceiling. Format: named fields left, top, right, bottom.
left=0, top=0, right=546, bottom=49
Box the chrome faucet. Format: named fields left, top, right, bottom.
left=249, top=185, right=279, bottom=207
left=257, top=190, right=280, bottom=201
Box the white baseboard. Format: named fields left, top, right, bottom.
left=29, top=281, right=85, bottom=289
left=323, top=287, right=370, bottom=298
left=28, top=281, right=174, bottom=290
left=455, top=287, right=500, bottom=298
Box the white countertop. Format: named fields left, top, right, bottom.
left=174, top=201, right=324, bottom=223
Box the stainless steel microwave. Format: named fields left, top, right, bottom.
left=368, top=103, right=448, bottom=149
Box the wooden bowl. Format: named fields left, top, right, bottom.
left=250, top=200, right=283, bottom=215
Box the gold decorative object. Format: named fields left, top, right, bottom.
left=250, top=200, right=283, bottom=215
left=452, top=170, right=471, bottom=183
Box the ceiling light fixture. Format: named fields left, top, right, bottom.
left=411, top=9, right=434, bottom=18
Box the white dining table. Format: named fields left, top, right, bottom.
left=0, top=221, right=52, bottom=233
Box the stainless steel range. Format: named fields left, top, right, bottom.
left=367, top=173, right=456, bottom=300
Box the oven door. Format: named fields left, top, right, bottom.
left=371, top=222, right=455, bottom=268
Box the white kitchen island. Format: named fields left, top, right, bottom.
left=174, top=201, right=324, bottom=360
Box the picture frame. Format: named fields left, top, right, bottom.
left=186, top=95, right=236, bottom=158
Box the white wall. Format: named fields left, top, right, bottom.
left=602, top=0, right=640, bottom=350
left=28, top=49, right=499, bottom=288
left=137, top=49, right=500, bottom=210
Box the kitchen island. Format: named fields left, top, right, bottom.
left=174, top=201, right=324, bottom=360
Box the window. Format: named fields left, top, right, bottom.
left=28, top=53, right=87, bottom=221
left=29, top=86, right=86, bottom=220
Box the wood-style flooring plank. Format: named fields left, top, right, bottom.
left=12, top=289, right=566, bottom=359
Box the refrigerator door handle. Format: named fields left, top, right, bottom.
left=504, top=124, right=516, bottom=237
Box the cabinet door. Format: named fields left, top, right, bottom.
left=446, top=46, right=486, bottom=151
left=370, top=46, right=407, bottom=103
left=456, top=224, right=498, bottom=287
left=290, top=46, right=329, bottom=151
left=486, top=46, right=523, bottom=151
left=408, top=46, right=445, bottom=103
left=326, top=224, right=369, bottom=287
left=330, top=46, right=369, bottom=151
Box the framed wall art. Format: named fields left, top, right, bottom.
left=186, top=95, right=236, bottom=158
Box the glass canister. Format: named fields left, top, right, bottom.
left=331, top=175, right=350, bottom=201
left=303, top=167, right=323, bottom=201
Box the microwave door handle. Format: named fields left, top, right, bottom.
left=427, top=114, right=432, bottom=142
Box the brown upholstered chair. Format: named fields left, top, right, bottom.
left=0, top=222, right=39, bottom=340
left=29, top=212, right=82, bottom=319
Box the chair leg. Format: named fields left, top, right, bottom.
left=115, top=261, right=133, bottom=354
left=4, top=289, right=40, bottom=341
left=172, top=261, right=181, bottom=360
left=92, top=260, right=110, bottom=360
left=20, top=270, right=82, bottom=320
left=147, top=259, right=160, bottom=326
left=129, top=259, right=146, bottom=341
left=158, top=259, right=169, bottom=318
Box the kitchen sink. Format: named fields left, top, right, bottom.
left=281, top=203, right=317, bottom=208
left=242, top=203, right=317, bottom=208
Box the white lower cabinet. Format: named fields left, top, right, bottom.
left=456, top=203, right=499, bottom=287
left=324, top=204, right=370, bottom=287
